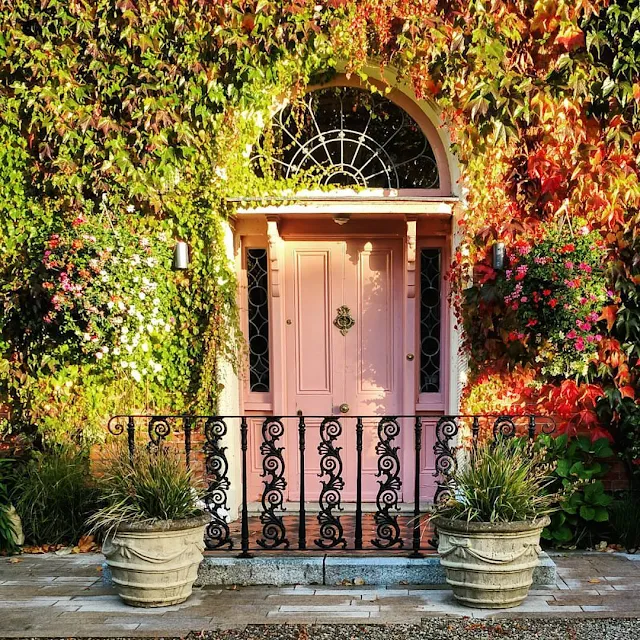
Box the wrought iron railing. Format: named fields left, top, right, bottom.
left=106, top=414, right=556, bottom=557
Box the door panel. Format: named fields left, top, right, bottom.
left=345, top=240, right=403, bottom=500
left=285, top=242, right=345, bottom=501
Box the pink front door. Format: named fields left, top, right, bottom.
left=284, top=238, right=404, bottom=502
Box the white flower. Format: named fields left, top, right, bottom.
left=138, top=292, right=146, bottom=300
left=131, top=369, right=142, bottom=382
left=83, top=333, right=91, bottom=341
left=126, top=204, right=135, bottom=213
left=145, top=257, right=156, bottom=268
left=113, top=347, right=121, bottom=356
left=242, top=144, right=252, bottom=159
left=141, top=342, right=149, bottom=353
left=152, top=297, right=160, bottom=306
left=147, top=323, right=155, bottom=333
left=121, top=326, right=129, bottom=334
left=126, top=345, right=133, bottom=354
left=101, top=345, right=109, bottom=353
left=95, top=352, right=104, bottom=360
left=117, top=300, right=126, bottom=311
left=107, top=301, right=114, bottom=310
left=214, top=166, right=228, bottom=181
left=120, top=360, right=128, bottom=369
left=164, top=323, right=171, bottom=332
left=217, top=277, right=227, bottom=286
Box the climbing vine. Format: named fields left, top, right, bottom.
left=0, top=1, right=639, bottom=471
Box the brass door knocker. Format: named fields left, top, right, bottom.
left=333, top=305, right=355, bottom=336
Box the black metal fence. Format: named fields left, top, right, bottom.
left=106, top=414, right=556, bottom=557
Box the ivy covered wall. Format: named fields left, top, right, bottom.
left=0, top=2, right=639, bottom=475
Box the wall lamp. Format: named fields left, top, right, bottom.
left=493, top=241, right=506, bottom=270
left=173, top=240, right=190, bottom=270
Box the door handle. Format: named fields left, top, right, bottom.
left=339, top=403, right=350, bottom=414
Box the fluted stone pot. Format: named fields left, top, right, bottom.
left=435, top=516, right=550, bottom=609
left=102, top=514, right=209, bottom=607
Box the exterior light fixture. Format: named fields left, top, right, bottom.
left=333, top=213, right=351, bottom=226
left=173, top=240, right=190, bottom=270
left=493, top=241, right=505, bottom=270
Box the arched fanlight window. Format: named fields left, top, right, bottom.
left=256, top=87, right=440, bottom=190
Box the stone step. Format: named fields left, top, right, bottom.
left=192, top=553, right=556, bottom=588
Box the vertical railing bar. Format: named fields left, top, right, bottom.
left=410, top=416, right=423, bottom=558
left=184, top=417, right=192, bottom=470
left=528, top=415, right=536, bottom=441
left=298, top=415, right=306, bottom=550
left=355, top=417, right=364, bottom=550
left=239, top=417, right=252, bottom=558
left=472, top=416, right=480, bottom=451
left=127, top=416, right=135, bottom=462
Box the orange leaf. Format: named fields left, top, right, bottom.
left=601, top=305, right=618, bottom=331
left=619, top=386, right=635, bottom=400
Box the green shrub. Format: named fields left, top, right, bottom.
left=611, top=495, right=640, bottom=554
left=0, top=458, right=19, bottom=554
left=14, top=446, right=98, bottom=546
left=433, top=438, right=557, bottom=523
left=89, top=444, right=205, bottom=536
left=536, top=434, right=614, bottom=548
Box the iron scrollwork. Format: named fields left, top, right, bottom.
left=202, top=418, right=232, bottom=550
left=315, top=418, right=347, bottom=549
left=372, top=417, right=403, bottom=549
left=257, top=418, right=289, bottom=549
left=148, top=416, right=171, bottom=451
left=333, top=306, right=355, bottom=336
left=493, top=415, right=517, bottom=440
left=433, top=416, right=459, bottom=504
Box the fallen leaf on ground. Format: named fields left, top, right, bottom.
left=7, top=557, right=23, bottom=563
left=588, top=578, right=601, bottom=584
left=55, top=546, right=73, bottom=556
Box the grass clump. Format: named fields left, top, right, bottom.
left=14, top=446, right=98, bottom=546
left=89, top=444, right=205, bottom=535
left=434, top=438, right=557, bottom=523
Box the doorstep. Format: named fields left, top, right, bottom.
left=190, top=552, right=556, bottom=588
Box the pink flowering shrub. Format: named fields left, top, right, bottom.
left=496, top=225, right=609, bottom=377
left=13, top=212, right=174, bottom=383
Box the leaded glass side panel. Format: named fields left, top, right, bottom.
left=247, top=249, right=270, bottom=393
left=420, top=249, right=441, bottom=393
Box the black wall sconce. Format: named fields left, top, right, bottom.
left=173, top=240, right=189, bottom=270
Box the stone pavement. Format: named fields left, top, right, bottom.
left=1, top=552, right=640, bottom=637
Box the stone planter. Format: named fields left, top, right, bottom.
left=435, top=516, right=550, bottom=609
left=102, top=514, right=209, bottom=607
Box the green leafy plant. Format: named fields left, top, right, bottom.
left=89, top=445, right=205, bottom=536
left=536, top=434, right=614, bottom=547
left=433, top=438, right=557, bottom=523
left=14, top=446, right=98, bottom=546
left=0, top=458, right=19, bottom=554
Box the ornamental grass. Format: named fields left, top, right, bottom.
left=434, top=438, right=557, bottom=524
left=88, top=444, right=205, bottom=536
